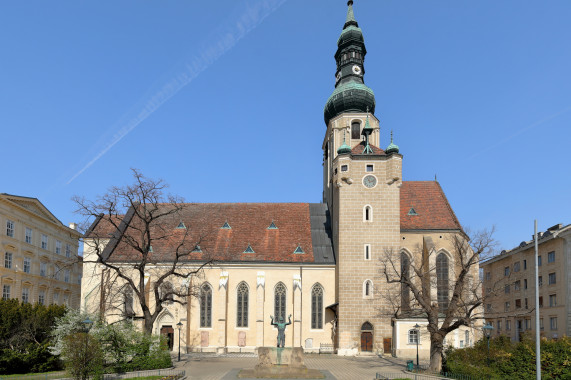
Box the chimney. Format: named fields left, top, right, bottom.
left=69, top=223, right=78, bottom=230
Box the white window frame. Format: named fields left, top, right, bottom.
left=23, top=257, right=31, bottom=274
left=65, top=244, right=71, bottom=258
left=40, top=262, right=47, bottom=277
left=4, top=252, right=12, bottom=269
left=550, top=317, right=557, bottom=330
left=22, top=288, right=30, bottom=304
left=363, top=205, right=373, bottom=222
left=408, top=329, right=419, bottom=344
left=2, top=284, right=10, bottom=300
left=55, top=240, right=62, bottom=255
left=6, top=220, right=14, bottom=237
left=364, top=244, right=371, bottom=261
left=64, top=269, right=70, bottom=283
left=41, top=234, right=48, bottom=250
left=38, top=289, right=45, bottom=305
left=25, top=227, right=33, bottom=244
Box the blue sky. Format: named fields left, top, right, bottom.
left=1, top=0, right=570, bottom=252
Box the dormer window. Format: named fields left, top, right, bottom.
left=176, top=222, right=186, bottom=229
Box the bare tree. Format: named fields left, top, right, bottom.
left=379, top=229, right=496, bottom=372
left=74, top=169, right=213, bottom=334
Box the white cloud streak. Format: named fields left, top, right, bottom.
left=66, top=0, right=287, bottom=185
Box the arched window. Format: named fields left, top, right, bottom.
left=361, top=321, right=373, bottom=331
left=311, top=284, right=324, bottom=329
left=408, top=329, right=419, bottom=344
left=274, top=282, right=287, bottom=322
left=401, top=252, right=411, bottom=312
left=436, top=253, right=449, bottom=311
left=236, top=282, right=249, bottom=328
left=200, top=284, right=212, bottom=328
left=363, top=205, right=373, bottom=222
left=351, top=121, right=361, bottom=139
left=363, top=280, right=373, bottom=298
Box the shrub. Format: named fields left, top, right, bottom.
left=61, top=333, right=104, bottom=380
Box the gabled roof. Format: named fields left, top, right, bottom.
left=400, top=181, right=462, bottom=231
left=88, top=203, right=335, bottom=265
left=350, top=141, right=385, bottom=155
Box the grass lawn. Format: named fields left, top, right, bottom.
left=0, top=371, right=65, bottom=380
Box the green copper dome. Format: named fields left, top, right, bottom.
left=386, top=131, right=400, bottom=154
left=324, top=1, right=376, bottom=126
left=324, top=82, right=376, bottom=125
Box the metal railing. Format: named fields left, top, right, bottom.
left=103, top=368, right=185, bottom=380
left=376, top=372, right=481, bottom=380
left=0, top=373, right=66, bottom=380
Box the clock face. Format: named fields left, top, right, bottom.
left=352, top=65, right=362, bottom=75
left=363, top=175, right=377, bottom=188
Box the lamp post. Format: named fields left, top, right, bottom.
left=483, top=323, right=493, bottom=367
left=414, top=323, right=420, bottom=371
left=81, top=318, right=93, bottom=380
left=176, top=321, right=183, bottom=362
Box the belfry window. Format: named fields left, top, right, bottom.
left=236, top=282, right=249, bottom=327
left=274, top=282, right=287, bottom=322
left=351, top=121, right=361, bottom=139
left=311, top=284, right=323, bottom=329
left=200, top=284, right=212, bottom=328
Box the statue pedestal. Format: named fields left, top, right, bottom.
left=238, top=347, right=324, bottom=379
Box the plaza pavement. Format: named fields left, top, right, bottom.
left=172, top=352, right=422, bottom=380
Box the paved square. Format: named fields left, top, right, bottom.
left=173, top=353, right=413, bottom=380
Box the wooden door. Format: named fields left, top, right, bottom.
left=383, top=338, right=392, bottom=354
left=361, top=332, right=372, bottom=352
left=160, top=326, right=174, bottom=351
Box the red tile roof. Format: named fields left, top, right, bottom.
left=92, top=203, right=317, bottom=264
left=351, top=142, right=385, bottom=155
left=400, top=181, right=462, bottom=231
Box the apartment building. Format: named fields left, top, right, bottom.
left=481, top=223, right=571, bottom=340
left=0, top=193, right=82, bottom=308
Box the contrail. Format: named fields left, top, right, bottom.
left=66, top=0, right=287, bottom=185
left=466, top=105, right=571, bottom=161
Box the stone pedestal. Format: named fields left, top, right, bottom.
left=239, top=347, right=324, bottom=379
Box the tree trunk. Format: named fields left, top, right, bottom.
left=429, top=333, right=444, bottom=372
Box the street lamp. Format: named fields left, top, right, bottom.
left=414, top=323, right=421, bottom=371
left=176, top=321, right=183, bottom=362
left=81, top=318, right=93, bottom=380
left=483, top=323, right=493, bottom=367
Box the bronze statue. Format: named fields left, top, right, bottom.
left=270, top=314, right=292, bottom=347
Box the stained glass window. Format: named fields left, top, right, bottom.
left=237, top=282, right=248, bottom=327
left=274, top=282, right=286, bottom=322
left=436, top=253, right=449, bottom=310
left=311, top=284, right=323, bottom=329
left=200, top=284, right=212, bottom=328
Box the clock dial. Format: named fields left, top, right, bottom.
left=363, top=175, right=377, bottom=188
left=352, top=65, right=362, bottom=75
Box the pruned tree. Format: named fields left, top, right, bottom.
left=379, top=229, right=496, bottom=372
left=74, top=169, right=214, bottom=334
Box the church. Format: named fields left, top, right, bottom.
left=81, top=1, right=479, bottom=359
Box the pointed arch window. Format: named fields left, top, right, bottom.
left=274, top=282, right=287, bottom=322
left=401, top=252, right=411, bottom=312
left=200, top=284, right=212, bottom=328
left=160, top=281, right=174, bottom=304
left=436, top=253, right=449, bottom=311
left=311, top=284, right=324, bottom=329
left=236, top=282, right=249, bottom=327
left=363, top=280, right=373, bottom=298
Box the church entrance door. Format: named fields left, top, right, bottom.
left=361, top=332, right=372, bottom=352
left=160, top=326, right=174, bottom=351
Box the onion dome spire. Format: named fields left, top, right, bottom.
left=386, top=130, right=400, bottom=154
left=337, top=130, right=351, bottom=155
left=324, top=1, right=376, bottom=126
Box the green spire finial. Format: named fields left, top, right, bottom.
left=386, top=129, right=400, bottom=154
left=337, top=129, right=351, bottom=155
left=344, top=0, right=358, bottom=29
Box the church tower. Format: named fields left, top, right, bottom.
left=323, top=1, right=403, bottom=355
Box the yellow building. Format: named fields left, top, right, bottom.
left=81, top=2, right=481, bottom=359
left=0, top=193, right=82, bottom=308
left=481, top=223, right=571, bottom=340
